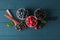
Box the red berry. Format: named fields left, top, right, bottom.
left=34, top=27, right=38, bottom=30
left=26, top=16, right=38, bottom=27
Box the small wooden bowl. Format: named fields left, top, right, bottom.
left=34, top=8, right=46, bottom=20
left=16, top=8, right=29, bottom=20
left=25, top=15, right=38, bottom=28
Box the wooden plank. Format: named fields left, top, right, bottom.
left=0, top=0, right=60, bottom=40
left=0, top=0, right=60, bottom=9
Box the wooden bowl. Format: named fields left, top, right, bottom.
left=34, top=8, right=46, bottom=20
left=16, top=8, right=29, bottom=20
left=25, top=15, right=38, bottom=28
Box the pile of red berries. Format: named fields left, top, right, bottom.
left=26, top=16, right=38, bottom=27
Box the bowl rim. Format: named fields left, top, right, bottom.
left=25, top=15, right=38, bottom=28
left=34, top=8, right=46, bottom=20
left=16, top=8, right=29, bottom=20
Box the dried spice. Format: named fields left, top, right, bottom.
left=15, top=23, right=26, bottom=31
left=34, top=8, right=46, bottom=20
left=4, top=9, right=26, bottom=31
left=16, top=8, right=28, bottom=20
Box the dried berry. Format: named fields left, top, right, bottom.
left=34, top=8, right=46, bottom=20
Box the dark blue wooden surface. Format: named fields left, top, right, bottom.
left=0, top=0, right=60, bottom=40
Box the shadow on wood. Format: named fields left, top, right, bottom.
left=45, top=9, right=58, bottom=21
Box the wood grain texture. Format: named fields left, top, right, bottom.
left=0, top=0, right=60, bottom=40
